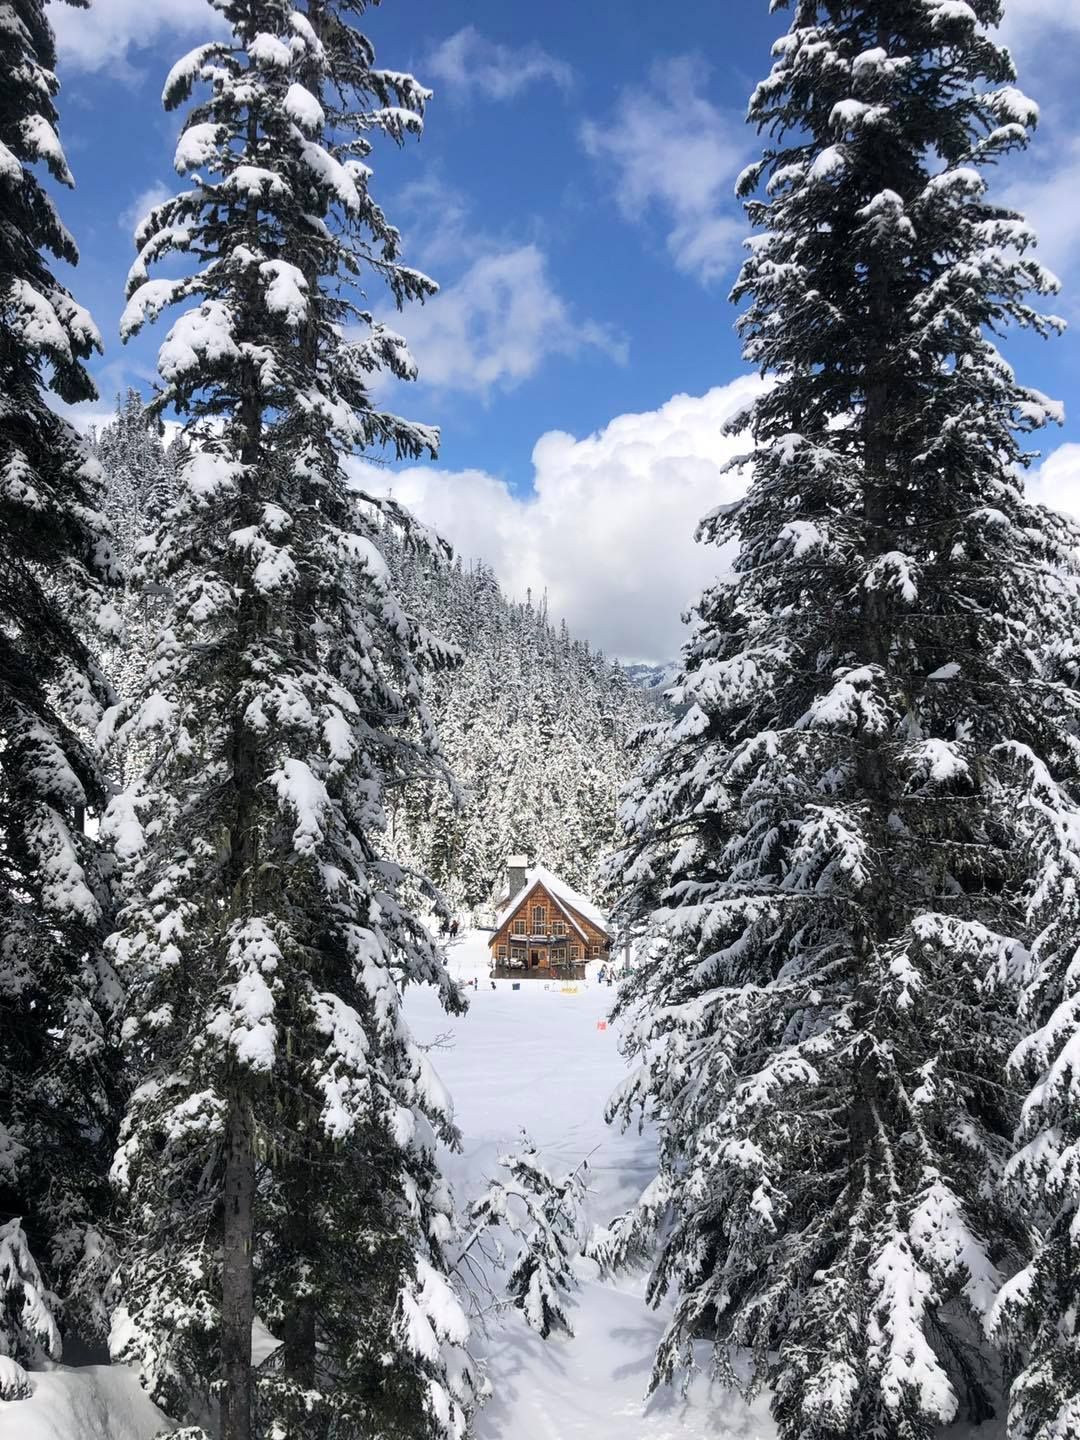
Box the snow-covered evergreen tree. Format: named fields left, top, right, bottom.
left=465, top=1135, right=589, bottom=1340
left=0, top=0, right=120, bottom=1388
left=609, top=4, right=1080, bottom=1438
left=90, top=393, right=180, bottom=732
left=989, top=746, right=1080, bottom=1439
left=106, top=5, right=473, bottom=1437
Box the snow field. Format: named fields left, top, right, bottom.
left=406, top=931, right=777, bottom=1440
left=409, top=931, right=1005, bottom=1440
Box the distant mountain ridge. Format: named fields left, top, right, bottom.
left=621, top=660, right=679, bottom=698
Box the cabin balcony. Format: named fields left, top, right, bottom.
left=491, top=933, right=589, bottom=981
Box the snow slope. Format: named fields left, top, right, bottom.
left=0, top=1365, right=173, bottom=1440
left=408, top=931, right=1007, bottom=1440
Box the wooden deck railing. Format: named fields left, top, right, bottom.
left=490, top=961, right=588, bottom=982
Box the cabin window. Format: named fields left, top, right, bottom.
left=552, top=920, right=566, bottom=935
left=532, top=904, right=545, bottom=930
left=513, top=919, right=526, bottom=935
left=592, top=945, right=602, bottom=957
left=498, top=946, right=507, bottom=960
left=570, top=946, right=580, bottom=960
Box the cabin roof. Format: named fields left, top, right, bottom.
left=492, top=864, right=609, bottom=939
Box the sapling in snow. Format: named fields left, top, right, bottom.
left=463, top=1135, right=590, bottom=1339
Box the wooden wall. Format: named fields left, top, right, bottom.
left=488, top=881, right=609, bottom=973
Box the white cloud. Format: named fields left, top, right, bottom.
left=1026, top=442, right=1080, bottom=519
left=1000, top=135, right=1080, bottom=306
left=580, top=56, right=748, bottom=286
left=998, top=0, right=1080, bottom=61
left=354, top=377, right=763, bottom=662
left=118, top=181, right=172, bottom=236
left=50, top=0, right=226, bottom=75
left=426, top=26, right=572, bottom=102
left=393, top=243, right=626, bottom=399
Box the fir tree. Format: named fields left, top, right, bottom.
left=91, top=392, right=180, bottom=740
left=464, top=1135, right=590, bottom=1340
left=609, top=4, right=1080, bottom=1439
left=989, top=747, right=1080, bottom=1437
left=0, top=0, right=120, bottom=1390
left=105, top=5, right=473, bottom=1438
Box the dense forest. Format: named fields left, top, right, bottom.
left=91, top=393, right=651, bottom=920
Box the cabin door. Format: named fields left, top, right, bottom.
left=529, top=949, right=542, bottom=969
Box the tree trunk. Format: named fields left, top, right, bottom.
left=220, top=1097, right=256, bottom=1440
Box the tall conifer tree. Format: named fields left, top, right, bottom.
left=107, top=4, right=472, bottom=1437
left=0, top=0, right=119, bottom=1392
left=609, top=4, right=1080, bottom=1438
left=990, top=743, right=1080, bottom=1433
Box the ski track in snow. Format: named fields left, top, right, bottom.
left=3, top=928, right=1005, bottom=1440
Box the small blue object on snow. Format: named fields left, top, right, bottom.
left=512, top=982, right=521, bottom=991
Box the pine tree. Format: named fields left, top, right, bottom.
left=609, top=4, right=1080, bottom=1438
left=105, top=5, right=473, bottom=1437
left=91, top=392, right=180, bottom=738
left=988, top=747, right=1080, bottom=1436
left=0, top=0, right=120, bottom=1392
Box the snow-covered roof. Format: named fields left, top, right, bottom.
left=492, top=864, right=609, bottom=940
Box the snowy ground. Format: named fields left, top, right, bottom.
left=406, top=929, right=776, bottom=1440
left=409, top=930, right=1005, bottom=1440
left=0, top=1364, right=174, bottom=1440
left=4, top=928, right=1004, bottom=1440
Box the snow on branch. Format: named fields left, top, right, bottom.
left=459, top=1135, right=591, bottom=1339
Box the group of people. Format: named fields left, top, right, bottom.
left=596, top=963, right=617, bottom=987
left=438, top=915, right=461, bottom=940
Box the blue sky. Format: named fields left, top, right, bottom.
left=49, top=0, right=1080, bottom=661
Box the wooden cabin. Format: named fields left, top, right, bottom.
left=488, top=861, right=611, bottom=981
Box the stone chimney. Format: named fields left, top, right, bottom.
left=507, top=856, right=530, bottom=903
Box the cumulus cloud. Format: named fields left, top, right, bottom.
left=399, top=244, right=626, bottom=398
left=580, top=56, right=748, bottom=286
left=997, top=0, right=1080, bottom=61
left=50, top=0, right=226, bottom=75
left=1026, top=442, right=1080, bottom=519
left=1000, top=135, right=1080, bottom=303
left=426, top=26, right=572, bottom=102
left=353, top=377, right=763, bottom=662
